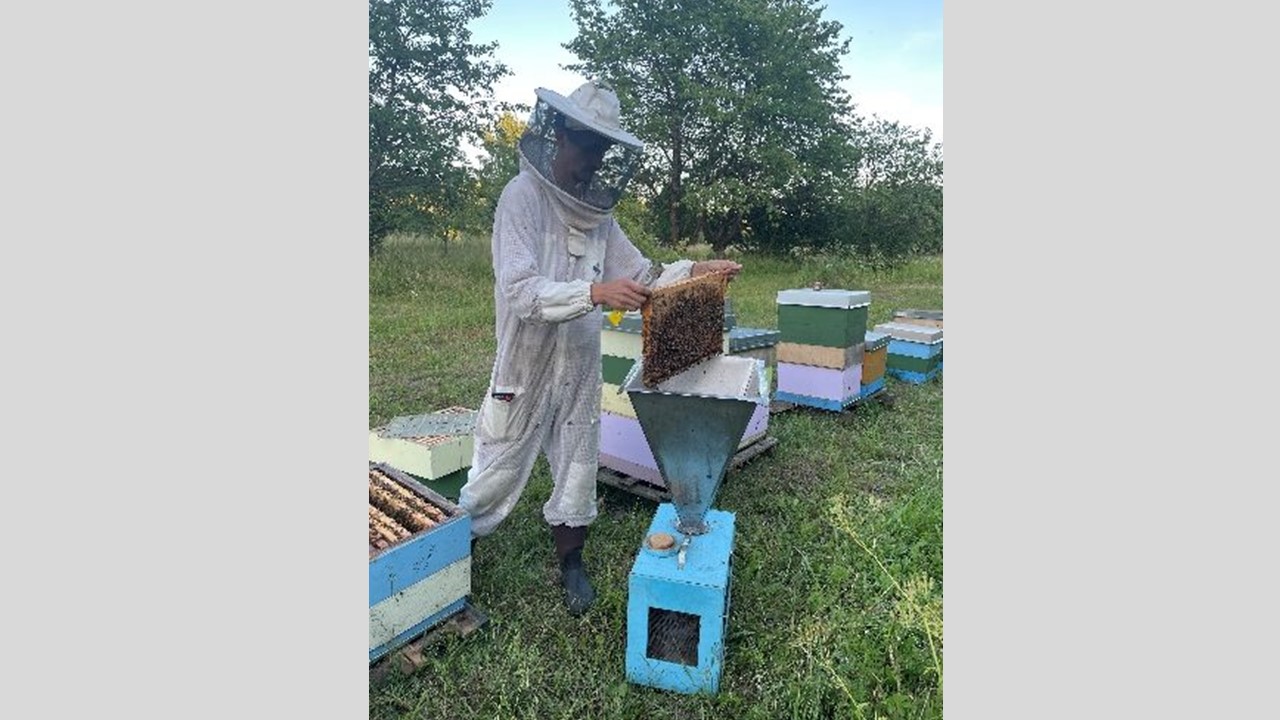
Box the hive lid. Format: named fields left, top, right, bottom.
left=379, top=407, right=477, bottom=438
left=776, top=288, right=871, bottom=309
left=873, top=322, right=944, bottom=343
left=864, top=331, right=891, bottom=351
left=893, top=309, right=943, bottom=321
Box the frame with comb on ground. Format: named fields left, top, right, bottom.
left=640, top=272, right=730, bottom=386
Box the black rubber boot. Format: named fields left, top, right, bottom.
left=551, top=524, right=596, bottom=616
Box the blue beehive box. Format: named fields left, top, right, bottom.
left=369, top=463, right=472, bottom=664
left=626, top=504, right=736, bottom=695
left=874, top=322, right=943, bottom=384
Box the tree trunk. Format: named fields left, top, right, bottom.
left=710, top=209, right=741, bottom=258
left=667, top=124, right=682, bottom=246
left=728, top=209, right=742, bottom=257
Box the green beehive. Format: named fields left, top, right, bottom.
left=886, top=353, right=943, bottom=374
left=776, top=289, right=871, bottom=349
left=602, top=353, right=636, bottom=385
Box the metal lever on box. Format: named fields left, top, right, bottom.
left=676, top=536, right=692, bottom=570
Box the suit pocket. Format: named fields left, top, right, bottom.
left=480, top=386, right=522, bottom=441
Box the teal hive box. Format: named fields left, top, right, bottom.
left=369, top=463, right=471, bottom=664
left=725, top=326, right=780, bottom=352
left=875, top=322, right=942, bottom=384
left=627, top=504, right=736, bottom=695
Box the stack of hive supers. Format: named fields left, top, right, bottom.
left=893, top=309, right=943, bottom=372
left=875, top=313, right=943, bottom=384
left=774, top=288, right=871, bottom=411
left=598, top=278, right=770, bottom=487
left=368, top=463, right=471, bottom=664
left=368, top=406, right=476, bottom=500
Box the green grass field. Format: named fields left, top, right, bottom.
left=369, top=233, right=943, bottom=719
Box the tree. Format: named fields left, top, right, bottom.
left=469, top=111, right=527, bottom=227
left=566, top=0, right=857, bottom=254
left=368, top=0, right=508, bottom=254
left=846, top=116, right=944, bottom=260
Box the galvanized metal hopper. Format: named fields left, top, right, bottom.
left=623, top=355, right=768, bottom=534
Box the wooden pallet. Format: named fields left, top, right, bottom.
left=596, top=435, right=779, bottom=502
left=369, top=601, right=488, bottom=684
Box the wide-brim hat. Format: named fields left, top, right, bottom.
left=535, top=82, right=644, bottom=151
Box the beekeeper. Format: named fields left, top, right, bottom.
left=459, top=80, right=741, bottom=615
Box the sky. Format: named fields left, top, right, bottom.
left=469, top=0, right=943, bottom=145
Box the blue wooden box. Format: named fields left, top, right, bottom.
left=860, top=376, right=886, bottom=398
left=887, top=338, right=943, bottom=359
left=369, top=463, right=472, bottom=664
left=886, top=368, right=941, bottom=384
left=885, top=338, right=942, bottom=384
left=626, top=504, right=736, bottom=695
left=774, top=389, right=860, bottom=412
left=875, top=322, right=944, bottom=381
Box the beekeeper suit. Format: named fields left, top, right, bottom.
left=459, top=81, right=737, bottom=616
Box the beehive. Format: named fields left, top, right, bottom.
left=368, top=406, right=475, bottom=500
left=368, top=463, right=471, bottom=664
left=875, top=322, right=943, bottom=384
left=641, top=273, right=728, bottom=386
left=775, top=289, right=870, bottom=411
left=601, top=294, right=770, bottom=485
left=776, top=288, right=871, bottom=348
left=890, top=310, right=944, bottom=372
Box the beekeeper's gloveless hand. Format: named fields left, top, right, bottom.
left=591, top=278, right=650, bottom=310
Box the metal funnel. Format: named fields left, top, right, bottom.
left=623, top=355, right=768, bottom=534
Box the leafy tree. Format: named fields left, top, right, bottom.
left=368, top=0, right=508, bottom=253
left=566, top=0, right=857, bottom=254
left=846, top=116, right=944, bottom=260
left=469, top=111, right=527, bottom=229
left=852, top=117, right=943, bottom=191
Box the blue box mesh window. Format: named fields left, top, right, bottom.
left=647, top=607, right=700, bottom=666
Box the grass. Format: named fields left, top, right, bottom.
left=369, top=232, right=943, bottom=719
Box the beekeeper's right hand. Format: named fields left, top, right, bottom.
left=591, top=278, right=651, bottom=311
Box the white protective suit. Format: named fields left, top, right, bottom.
left=460, top=157, right=693, bottom=536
